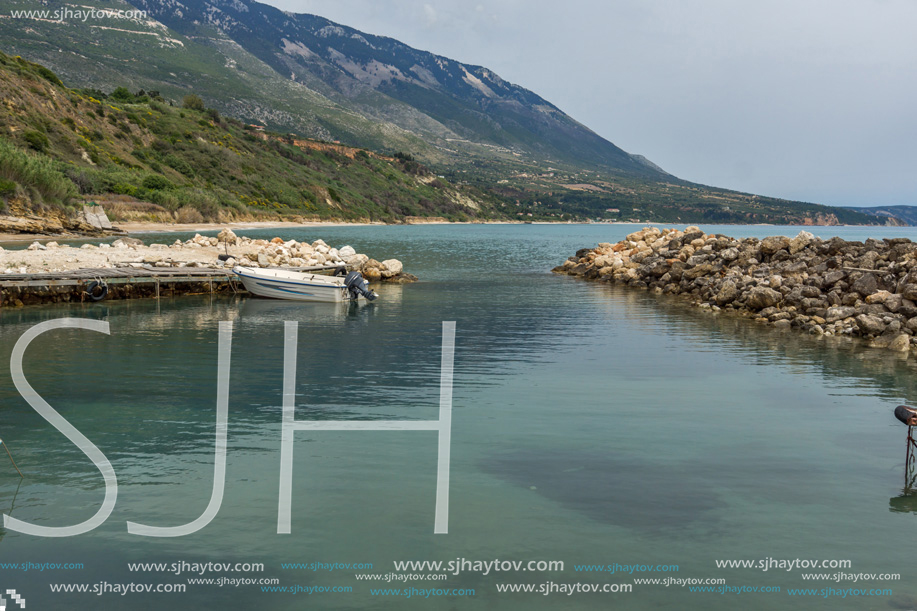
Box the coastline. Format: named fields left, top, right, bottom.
left=1, top=218, right=900, bottom=244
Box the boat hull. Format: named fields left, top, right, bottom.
left=233, top=267, right=351, bottom=302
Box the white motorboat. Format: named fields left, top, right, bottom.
left=232, top=266, right=378, bottom=303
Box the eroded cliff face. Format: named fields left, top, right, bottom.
left=802, top=213, right=840, bottom=226
left=0, top=196, right=109, bottom=236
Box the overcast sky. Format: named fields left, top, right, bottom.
left=265, top=0, right=916, bottom=207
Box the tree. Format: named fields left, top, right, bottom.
left=110, top=86, right=133, bottom=102
left=182, top=94, right=205, bottom=111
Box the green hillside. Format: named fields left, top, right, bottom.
left=0, top=51, right=490, bottom=225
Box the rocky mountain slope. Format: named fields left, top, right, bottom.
left=124, top=0, right=654, bottom=175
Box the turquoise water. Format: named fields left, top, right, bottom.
left=1, top=223, right=917, bottom=609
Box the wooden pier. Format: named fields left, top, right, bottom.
left=0, top=265, right=238, bottom=306
left=0, top=264, right=348, bottom=307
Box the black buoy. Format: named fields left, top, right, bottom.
left=895, top=405, right=917, bottom=426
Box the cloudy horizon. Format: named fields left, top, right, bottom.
left=264, top=0, right=916, bottom=208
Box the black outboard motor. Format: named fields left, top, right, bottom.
left=344, top=271, right=378, bottom=301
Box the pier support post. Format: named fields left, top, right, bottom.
left=907, top=426, right=917, bottom=491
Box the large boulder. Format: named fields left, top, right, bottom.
left=852, top=273, right=878, bottom=297
left=217, top=228, right=238, bottom=245
left=826, top=306, right=856, bottom=322
left=855, top=314, right=886, bottom=336
left=381, top=259, right=404, bottom=277
left=715, top=280, right=739, bottom=305
left=746, top=286, right=782, bottom=310
left=788, top=231, right=814, bottom=254
left=823, top=270, right=846, bottom=286
left=345, top=253, right=369, bottom=267
left=759, top=236, right=791, bottom=255
left=112, top=237, right=143, bottom=249
left=901, top=284, right=917, bottom=301
left=888, top=334, right=911, bottom=352
left=865, top=290, right=893, bottom=304
left=682, top=226, right=704, bottom=242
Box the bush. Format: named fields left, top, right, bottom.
left=111, top=183, right=138, bottom=197
left=35, top=65, right=62, bottom=86
left=23, top=130, right=49, bottom=152
left=182, top=94, right=205, bottom=111
left=164, top=154, right=194, bottom=177
left=64, top=167, right=102, bottom=194
left=141, top=174, right=174, bottom=190
left=175, top=205, right=204, bottom=223
left=0, top=138, right=77, bottom=204
left=0, top=178, right=16, bottom=196
left=110, top=86, right=134, bottom=103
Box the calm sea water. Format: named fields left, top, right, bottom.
left=2, top=223, right=917, bottom=610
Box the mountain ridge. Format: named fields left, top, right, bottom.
left=124, top=0, right=657, bottom=175
left=0, top=0, right=896, bottom=226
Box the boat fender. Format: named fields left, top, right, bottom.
left=895, top=405, right=917, bottom=425
left=86, top=280, right=109, bottom=302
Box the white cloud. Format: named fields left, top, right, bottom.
left=422, top=3, right=437, bottom=26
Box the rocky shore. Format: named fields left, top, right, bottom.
left=0, top=228, right=414, bottom=283
left=554, top=226, right=917, bottom=353
left=0, top=229, right=414, bottom=306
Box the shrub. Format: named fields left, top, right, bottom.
left=110, top=86, right=134, bottom=103
left=35, top=65, right=62, bottom=86
left=64, top=167, right=101, bottom=194
left=149, top=189, right=179, bottom=209
left=141, top=174, right=174, bottom=190
left=175, top=205, right=204, bottom=223
left=182, top=94, right=205, bottom=111
left=111, top=183, right=138, bottom=197
left=164, top=154, right=194, bottom=177
left=23, top=130, right=49, bottom=152
left=0, top=138, right=77, bottom=204
left=0, top=178, right=16, bottom=196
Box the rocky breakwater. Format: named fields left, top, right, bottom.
left=208, top=229, right=415, bottom=283
left=1, top=228, right=415, bottom=283
left=0, top=228, right=415, bottom=306
left=553, top=226, right=917, bottom=354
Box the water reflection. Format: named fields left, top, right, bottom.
left=2, top=224, right=917, bottom=609
left=485, top=450, right=725, bottom=534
